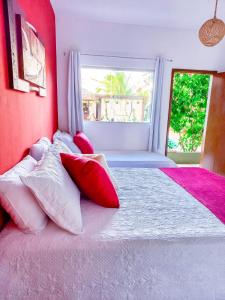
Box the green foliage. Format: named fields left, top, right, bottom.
left=96, top=72, right=151, bottom=99
left=170, top=73, right=210, bottom=152
left=95, top=71, right=151, bottom=122
left=96, top=72, right=132, bottom=95
left=168, top=138, right=178, bottom=150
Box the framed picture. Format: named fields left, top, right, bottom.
left=17, top=15, right=46, bottom=89
left=4, top=0, right=46, bottom=96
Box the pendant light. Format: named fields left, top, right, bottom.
left=199, top=0, right=225, bottom=46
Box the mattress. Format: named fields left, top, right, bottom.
left=97, top=150, right=176, bottom=168
left=1, top=168, right=225, bottom=300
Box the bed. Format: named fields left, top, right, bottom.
left=96, top=150, right=176, bottom=168
left=1, top=168, right=225, bottom=300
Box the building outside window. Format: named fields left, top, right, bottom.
left=81, top=68, right=154, bottom=123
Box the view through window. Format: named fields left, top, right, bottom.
left=81, top=68, right=154, bottom=122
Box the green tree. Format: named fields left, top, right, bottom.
left=170, top=72, right=210, bottom=152
left=96, top=72, right=152, bottom=121
left=96, top=72, right=132, bottom=95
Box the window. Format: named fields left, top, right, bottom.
left=81, top=68, right=154, bottom=122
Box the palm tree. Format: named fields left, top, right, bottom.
left=95, top=71, right=151, bottom=122
left=96, top=72, right=132, bottom=96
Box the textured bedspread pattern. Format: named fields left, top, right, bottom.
left=161, top=167, right=225, bottom=225
left=1, top=168, right=225, bottom=299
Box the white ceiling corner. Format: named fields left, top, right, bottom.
left=50, top=0, right=225, bottom=30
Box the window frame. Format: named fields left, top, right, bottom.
left=81, top=66, right=155, bottom=124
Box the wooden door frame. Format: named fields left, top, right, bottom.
left=165, top=68, right=217, bottom=156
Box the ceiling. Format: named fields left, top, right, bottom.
left=51, top=0, right=225, bottom=30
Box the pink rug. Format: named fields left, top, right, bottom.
left=161, top=167, right=225, bottom=224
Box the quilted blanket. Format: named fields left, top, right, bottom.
left=0, top=168, right=225, bottom=300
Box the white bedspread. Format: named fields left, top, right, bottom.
left=1, top=169, right=225, bottom=300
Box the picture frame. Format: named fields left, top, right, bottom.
left=4, top=0, right=46, bottom=96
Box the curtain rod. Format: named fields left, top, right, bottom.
left=81, top=53, right=173, bottom=62
left=64, top=51, right=173, bottom=62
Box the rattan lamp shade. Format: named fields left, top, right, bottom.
left=199, top=18, right=225, bottom=46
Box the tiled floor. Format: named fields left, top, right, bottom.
left=178, top=164, right=199, bottom=167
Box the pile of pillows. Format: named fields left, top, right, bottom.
left=0, top=131, right=119, bottom=235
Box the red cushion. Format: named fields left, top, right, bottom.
left=73, top=132, right=94, bottom=154
left=60, top=153, right=120, bottom=208
left=0, top=206, right=7, bottom=231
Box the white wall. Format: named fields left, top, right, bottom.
left=55, top=15, right=225, bottom=152
left=84, top=121, right=150, bottom=150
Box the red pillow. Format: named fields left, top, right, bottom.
left=60, top=153, right=120, bottom=208
left=0, top=206, right=8, bottom=231
left=73, top=131, right=94, bottom=154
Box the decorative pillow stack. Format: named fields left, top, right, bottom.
left=3, top=155, right=37, bottom=177
left=21, top=152, right=83, bottom=235
left=54, top=130, right=81, bottom=153
left=73, top=131, right=94, bottom=154
left=0, top=155, right=48, bottom=233
left=49, top=139, right=73, bottom=160
left=0, top=206, right=8, bottom=231
left=60, top=153, right=120, bottom=208
left=54, top=130, right=95, bottom=154
left=0, top=133, right=120, bottom=235
left=78, top=153, right=118, bottom=190
left=29, top=137, right=51, bottom=161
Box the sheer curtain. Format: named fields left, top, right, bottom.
left=148, top=57, right=165, bottom=152
left=67, top=50, right=83, bottom=135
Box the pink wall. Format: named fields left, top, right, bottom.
left=0, top=0, right=58, bottom=174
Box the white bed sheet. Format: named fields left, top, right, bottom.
left=97, top=150, right=176, bottom=168
left=1, top=168, right=225, bottom=300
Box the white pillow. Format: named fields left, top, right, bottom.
left=29, top=137, right=52, bottom=161
left=3, top=155, right=37, bottom=178
left=49, top=139, right=73, bottom=160
left=53, top=130, right=81, bottom=153
left=21, top=152, right=83, bottom=235
left=0, top=177, right=48, bottom=233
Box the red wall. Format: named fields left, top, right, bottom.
left=0, top=0, right=58, bottom=174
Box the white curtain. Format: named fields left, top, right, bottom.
left=148, top=57, right=165, bottom=152
left=67, top=50, right=84, bottom=135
